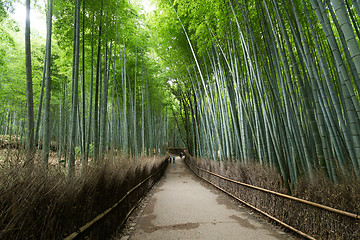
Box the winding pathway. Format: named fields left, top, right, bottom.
left=123, top=157, right=293, bottom=240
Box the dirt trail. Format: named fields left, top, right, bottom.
left=124, top=157, right=293, bottom=240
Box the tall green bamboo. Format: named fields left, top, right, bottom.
left=41, top=0, right=53, bottom=169
left=68, top=0, right=81, bottom=177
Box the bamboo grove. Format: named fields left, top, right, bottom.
left=152, top=0, right=360, bottom=189
left=0, top=0, right=173, bottom=175
left=2, top=0, right=360, bottom=187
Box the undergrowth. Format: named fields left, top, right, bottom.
left=0, top=152, right=167, bottom=240
left=186, top=155, right=360, bottom=239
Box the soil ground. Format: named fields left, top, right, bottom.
left=113, top=157, right=295, bottom=240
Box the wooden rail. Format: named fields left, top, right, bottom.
left=184, top=158, right=359, bottom=239
left=196, top=166, right=360, bottom=220
left=63, top=161, right=168, bottom=240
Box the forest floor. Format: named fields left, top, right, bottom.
left=112, top=157, right=295, bottom=240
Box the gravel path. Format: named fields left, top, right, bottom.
left=117, top=157, right=294, bottom=240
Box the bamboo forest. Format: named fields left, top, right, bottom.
left=0, top=0, right=360, bottom=239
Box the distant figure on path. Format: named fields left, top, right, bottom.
left=173, top=156, right=175, bottom=163
left=180, top=152, right=183, bottom=158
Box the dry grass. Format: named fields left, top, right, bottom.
left=186, top=155, right=360, bottom=239
left=0, top=150, right=167, bottom=240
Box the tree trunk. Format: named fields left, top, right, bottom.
left=41, top=0, right=53, bottom=170
left=81, top=0, right=86, bottom=171
left=100, top=43, right=110, bottom=156
left=85, top=7, right=95, bottom=165
left=94, top=0, right=104, bottom=163
left=25, top=0, right=35, bottom=167
left=68, top=0, right=81, bottom=177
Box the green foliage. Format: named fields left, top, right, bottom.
left=0, top=0, right=13, bottom=21
left=150, top=0, right=360, bottom=185
left=0, top=20, right=47, bottom=113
